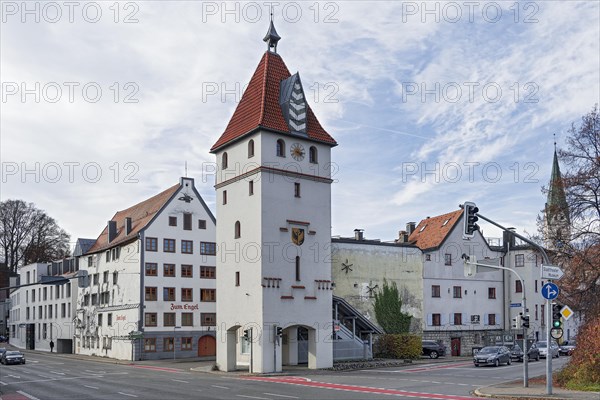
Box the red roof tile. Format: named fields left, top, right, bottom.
left=86, top=184, right=180, bottom=254
left=210, top=51, right=337, bottom=152
left=408, top=209, right=463, bottom=251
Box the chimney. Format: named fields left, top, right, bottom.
left=406, top=222, right=416, bottom=235
left=503, top=228, right=516, bottom=250
left=108, top=220, right=117, bottom=243
left=397, top=230, right=409, bottom=243
left=354, top=229, right=364, bottom=241
left=125, top=217, right=132, bottom=235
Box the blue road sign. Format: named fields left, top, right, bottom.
left=541, top=282, right=559, bottom=300
left=510, top=303, right=522, bottom=308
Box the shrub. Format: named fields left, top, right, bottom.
left=374, top=334, right=421, bottom=359
left=555, top=315, right=600, bottom=390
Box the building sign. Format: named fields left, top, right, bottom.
left=471, top=315, right=480, bottom=324
left=170, top=303, right=199, bottom=311
left=116, top=315, right=127, bottom=321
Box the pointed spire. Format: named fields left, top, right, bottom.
left=263, top=9, right=281, bottom=52
left=547, top=146, right=569, bottom=224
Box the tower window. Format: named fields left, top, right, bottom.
left=294, top=182, right=301, bottom=198
left=234, top=221, right=241, bottom=239
left=249, top=180, right=254, bottom=196
left=276, top=139, right=286, bottom=157
left=248, top=139, right=255, bottom=158
left=223, top=190, right=227, bottom=205
left=222, top=152, right=228, bottom=169
left=295, top=256, right=300, bottom=281
left=309, top=146, right=318, bottom=163
left=235, top=271, right=240, bottom=286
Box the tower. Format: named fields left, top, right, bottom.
left=544, top=145, right=570, bottom=250
left=212, top=20, right=337, bottom=373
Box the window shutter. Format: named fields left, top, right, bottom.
left=462, top=313, right=467, bottom=325
left=427, top=314, right=433, bottom=326
left=449, top=313, right=454, bottom=325
left=441, top=313, right=448, bottom=326
left=484, top=314, right=489, bottom=325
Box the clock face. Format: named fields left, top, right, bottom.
left=290, top=143, right=305, bottom=161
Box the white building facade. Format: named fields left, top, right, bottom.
left=76, top=177, right=217, bottom=360
left=214, top=23, right=337, bottom=373
left=408, top=210, right=505, bottom=356
left=9, top=262, right=78, bottom=353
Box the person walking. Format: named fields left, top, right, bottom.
left=50, top=340, right=54, bottom=353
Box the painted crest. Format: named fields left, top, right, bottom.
left=291, top=228, right=305, bottom=246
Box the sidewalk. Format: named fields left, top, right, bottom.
left=475, top=379, right=600, bottom=400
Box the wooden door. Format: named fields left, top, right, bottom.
left=451, top=337, right=461, bottom=356
left=198, top=335, right=216, bottom=357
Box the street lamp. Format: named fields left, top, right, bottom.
left=173, top=326, right=181, bottom=360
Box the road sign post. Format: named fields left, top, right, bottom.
left=541, top=282, right=559, bottom=396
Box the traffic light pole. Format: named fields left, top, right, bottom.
left=474, top=212, right=553, bottom=394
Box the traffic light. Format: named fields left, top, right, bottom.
left=275, top=326, right=283, bottom=337
left=552, top=304, right=562, bottom=329
left=512, top=316, right=520, bottom=329
left=521, top=315, right=530, bottom=329
left=463, top=202, right=480, bottom=238
left=242, top=329, right=251, bottom=340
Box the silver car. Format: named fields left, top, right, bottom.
left=537, top=340, right=560, bottom=358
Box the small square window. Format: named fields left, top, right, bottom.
left=181, top=240, right=193, bottom=254
left=169, top=216, right=177, bottom=226
left=198, top=220, right=206, bottom=229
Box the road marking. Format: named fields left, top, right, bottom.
left=118, top=392, right=138, bottom=397
left=129, top=364, right=184, bottom=373
left=211, top=385, right=229, bottom=389
left=171, top=379, right=189, bottom=383
left=6, top=375, right=21, bottom=379
left=2, top=372, right=128, bottom=385
left=49, top=371, right=65, bottom=375
left=84, top=385, right=99, bottom=389
left=236, top=396, right=270, bottom=400
left=17, top=391, right=41, bottom=400
left=263, top=393, right=300, bottom=399
left=0, top=381, right=7, bottom=386
left=241, top=376, right=479, bottom=400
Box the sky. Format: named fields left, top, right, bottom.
left=1, top=1, right=599, bottom=250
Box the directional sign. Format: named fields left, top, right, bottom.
left=541, top=265, right=564, bottom=280
left=510, top=303, right=522, bottom=308
left=560, top=305, right=574, bottom=320
left=541, top=282, right=559, bottom=300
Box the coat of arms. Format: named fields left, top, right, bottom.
left=291, top=228, right=305, bottom=246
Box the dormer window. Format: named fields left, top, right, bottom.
left=442, top=219, right=450, bottom=226
left=419, top=224, right=427, bottom=232
left=276, top=139, right=286, bottom=157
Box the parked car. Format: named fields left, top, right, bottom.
left=0, top=335, right=7, bottom=342
left=559, top=340, right=576, bottom=356
left=473, top=346, right=511, bottom=367
left=537, top=341, right=560, bottom=358
left=509, top=343, right=540, bottom=362
left=0, top=350, right=26, bottom=365
left=422, top=340, right=446, bottom=359
left=0, top=347, right=6, bottom=358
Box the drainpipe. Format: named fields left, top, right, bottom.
left=138, top=232, right=145, bottom=361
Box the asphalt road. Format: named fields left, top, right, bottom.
left=0, top=352, right=571, bottom=400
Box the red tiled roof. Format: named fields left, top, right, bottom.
left=86, top=184, right=180, bottom=255
left=408, top=209, right=463, bottom=251
left=210, top=51, right=337, bottom=152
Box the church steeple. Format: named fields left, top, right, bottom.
left=544, top=141, right=570, bottom=249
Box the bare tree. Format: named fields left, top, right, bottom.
left=547, top=105, right=600, bottom=319
left=0, top=199, right=71, bottom=274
